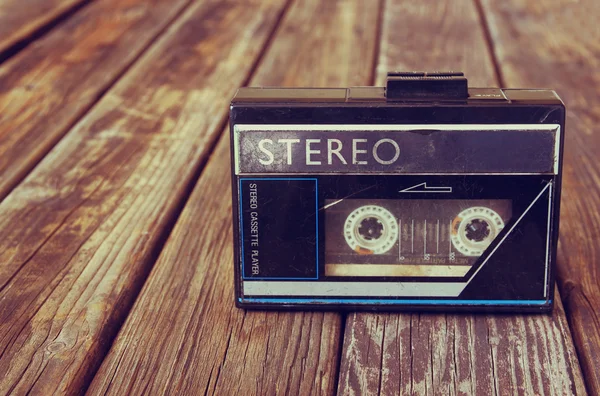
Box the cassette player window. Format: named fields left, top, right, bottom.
left=324, top=199, right=512, bottom=278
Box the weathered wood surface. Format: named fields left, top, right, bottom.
left=86, top=0, right=381, bottom=394
left=0, top=0, right=194, bottom=202
left=0, top=0, right=287, bottom=394
left=480, top=0, right=600, bottom=393
left=0, top=0, right=88, bottom=55
left=340, top=294, right=584, bottom=395
left=0, top=0, right=597, bottom=394
left=337, top=1, right=586, bottom=394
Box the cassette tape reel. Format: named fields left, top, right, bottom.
left=344, top=205, right=398, bottom=254
left=450, top=207, right=505, bottom=256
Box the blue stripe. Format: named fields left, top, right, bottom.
left=241, top=298, right=549, bottom=306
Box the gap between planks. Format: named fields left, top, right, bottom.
left=0, top=0, right=92, bottom=64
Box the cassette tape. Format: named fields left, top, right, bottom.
left=230, top=72, right=564, bottom=312
left=324, top=199, right=512, bottom=278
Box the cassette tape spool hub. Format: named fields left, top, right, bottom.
left=451, top=207, right=505, bottom=257
left=344, top=205, right=398, bottom=254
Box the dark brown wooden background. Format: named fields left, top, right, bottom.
left=0, top=0, right=597, bottom=395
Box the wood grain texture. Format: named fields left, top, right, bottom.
left=0, top=0, right=287, bottom=394
left=377, top=0, right=496, bottom=87
left=0, top=0, right=87, bottom=55
left=0, top=0, right=193, bottom=201
left=86, top=1, right=381, bottom=394
left=339, top=293, right=584, bottom=396
left=337, top=0, right=587, bottom=394
left=480, top=0, right=600, bottom=393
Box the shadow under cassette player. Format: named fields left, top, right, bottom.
left=230, top=72, right=565, bottom=312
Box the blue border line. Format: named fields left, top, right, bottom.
left=239, top=178, right=319, bottom=280
left=240, top=297, right=550, bottom=306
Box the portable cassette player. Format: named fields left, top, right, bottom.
left=230, top=72, right=564, bottom=312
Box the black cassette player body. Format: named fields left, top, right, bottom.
left=230, top=72, right=564, bottom=312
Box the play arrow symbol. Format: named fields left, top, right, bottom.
left=399, top=182, right=452, bottom=193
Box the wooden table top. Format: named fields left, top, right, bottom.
left=0, top=0, right=598, bottom=394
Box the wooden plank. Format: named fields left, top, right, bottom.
left=337, top=0, right=587, bottom=394
left=480, top=0, right=600, bottom=393
left=0, top=1, right=287, bottom=394
left=340, top=293, right=584, bottom=395
left=0, top=0, right=88, bottom=56
left=0, top=0, right=193, bottom=201
left=86, top=1, right=381, bottom=394
left=377, top=0, right=496, bottom=87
